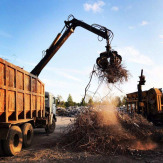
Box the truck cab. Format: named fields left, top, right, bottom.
left=45, top=92, right=57, bottom=133
left=45, top=92, right=56, bottom=119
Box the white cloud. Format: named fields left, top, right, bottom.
left=159, top=35, right=163, bottom=39
left=118, top=46, right=153, bottom=66
left=140, top=21, right=149, bottom=26
left=0, top=30, right=12, bottom=38
left=45, top=67, right=82, bottom=82
left=111, top=6, right=119, bottom=11
left=16, top=59, right=36, bottom=67
left=57, top=71, right=82, bottom=82
left=47, top=67, right=91, bottom=76
left=83, top=1, right=105, bottom=13
left=41, top=78, right=69, bottom=88
left=129, top=21, right=149, bottom=29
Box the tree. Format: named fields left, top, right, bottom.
left=66, top=94, right=74, bottom=107
left=56, top=95, right=65, bottom=107
left=121, top=96, right=126, bottom=106
left=80, top=98, right=87, bottom=106
left=88, top=98, right=93, bottom=106
left=57, top=95, right=63, bottom=102
left=111, top=96, right=121, bottom=107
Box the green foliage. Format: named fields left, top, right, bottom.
left=66, top=94, right=74, bottom=107
left=81, top=98, right=86, bottom=106
left=121, top=96, right=126, bottom=106
left=112, top=96, right=126, bottom=107
left=88, top=98, right=94, bottom=106
left=55, top=93, right=126, bottom=108
left=56, top=95, right=65, bottom=107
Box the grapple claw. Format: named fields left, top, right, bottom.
left=96, top=50, right=122, bottom=70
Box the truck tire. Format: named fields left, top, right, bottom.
left=3, top=126, right=23, bottom=156
left=45, top=119, right=56, bottom=134
left=0, top=140, right=5, bottom=156
left=21, top=123, right=34, bottom=148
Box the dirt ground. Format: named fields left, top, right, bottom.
left=1, top=116, right=163, bottom=163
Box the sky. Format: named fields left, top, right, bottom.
left=0, top=0, right=163, bottom=102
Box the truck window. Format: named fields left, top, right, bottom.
left=45, top=96, right=49, bottom=107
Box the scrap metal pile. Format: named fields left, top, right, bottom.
left=60, top=107, right=163, bottom=155
left=57, top=106, right=88, bottom=117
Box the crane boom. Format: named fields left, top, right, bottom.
left=31, top=16, right=120, bottom=76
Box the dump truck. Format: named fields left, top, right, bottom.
left=0, top=58, right=56, bottom=155
left=126, top=70, right=163, bottom=124
left=0, top=15, right=122, bottom=156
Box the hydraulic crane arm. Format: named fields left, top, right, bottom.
left=31, top=16, right=121, bottom=76
left=31, top=27, right=74, bottom=76
left=64, top=18, right=112, bottom=41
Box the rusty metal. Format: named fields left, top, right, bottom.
left=0, top=58, right=45, bottom=125
left=126, top=70, right=163, bottom=123
left=137, top=69, right=146, bottom=114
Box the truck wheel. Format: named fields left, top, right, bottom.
left=0, top=140, right=5, bottom=156
left=21, top=123, right=33, bottom=148
left=3, top=126, right=23, bottom=156
left=45, top=119, right=56, bottom=134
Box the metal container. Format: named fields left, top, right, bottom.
left=0, top=58, right=45, bottom=123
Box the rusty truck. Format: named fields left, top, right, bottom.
left=0, top=58, right=56, bottom=156
left=0, top=15, right=122, bottom=156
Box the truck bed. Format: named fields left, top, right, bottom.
left=0, top=58, right=45, bottom=123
